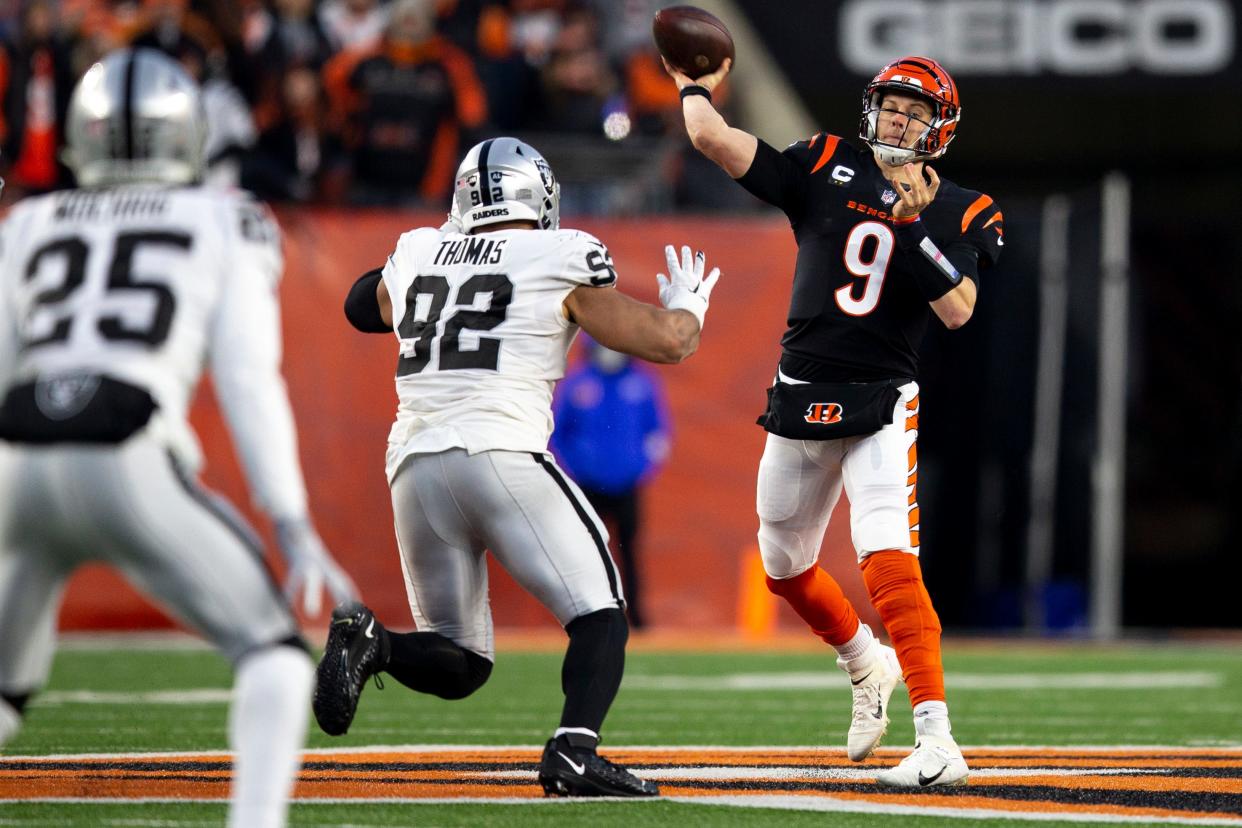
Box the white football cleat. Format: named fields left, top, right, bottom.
left=838, top=644, right=903, bottom=761
left=875, top=733, right=969, bottom=788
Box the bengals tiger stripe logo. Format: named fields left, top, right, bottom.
left=804, top=403, right=843, bottom=424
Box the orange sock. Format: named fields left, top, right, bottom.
left=765, top=566, right=860, bottom=647
left=860, top=549, right=945, bottom=706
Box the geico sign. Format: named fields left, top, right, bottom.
left=840, top=0, right=1235, bottom=74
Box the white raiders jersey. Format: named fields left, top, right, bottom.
left=381, top=226, right=618, bottom=481
left=0, top=185, right=309, bottom=520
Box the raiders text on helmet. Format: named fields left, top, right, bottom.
left=859, top=56, right=960, bottom=167
left=453, top=138, right=561, bottom=233
left=65, top=48, right=208, bottom=187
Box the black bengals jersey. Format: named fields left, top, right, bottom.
left=737, top=135, right=1003, bottom=382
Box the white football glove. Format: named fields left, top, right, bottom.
left=275, top=517, right=358, bottom=618
left=656, top=244, right=721, bottom=330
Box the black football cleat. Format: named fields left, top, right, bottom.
left=537, top=737, right=659, bottom=797
left=312, top=601, right=388, bottom=736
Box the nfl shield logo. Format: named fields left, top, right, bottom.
left=881, top=189, right=897, bottom=205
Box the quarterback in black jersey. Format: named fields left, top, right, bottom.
left=670, top=54, right=1002, bottom=787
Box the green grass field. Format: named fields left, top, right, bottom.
left=3, top=635, right=1240, bottom=826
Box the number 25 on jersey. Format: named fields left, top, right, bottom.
left=22, top=231, right=190, bottom=349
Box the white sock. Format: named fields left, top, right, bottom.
left=0, top=699, right=21, bottom=747
left=913, top=700, right=951, bottom=738
left=834, top=623, right=878, bottom=673
left=227, top=645, right=313, bottom=828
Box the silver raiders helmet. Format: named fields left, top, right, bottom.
left=65, top=48, right=207, bottom=187
left=453, top=137, right=560, bottom=233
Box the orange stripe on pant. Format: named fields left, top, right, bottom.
left=861, top=550, right=944, bottom=706
left=905, top=396, right=920, bottom=549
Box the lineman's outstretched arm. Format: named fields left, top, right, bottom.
left=567, top=289, right=698, bottom=364
left=564, top=245, right=721, bottom=365
left=665, top=58, right=757, bottom=178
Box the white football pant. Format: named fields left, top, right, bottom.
left=0, top=434, right=310, bottom=827
left=391, top=448, right=624, bottom=659
left=757, top=381, right=921, bottom=580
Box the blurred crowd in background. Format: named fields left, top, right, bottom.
left=0, top=0, right=754, bottom=212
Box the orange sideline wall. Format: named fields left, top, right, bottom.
left=57, top=209, right=881, bottom=635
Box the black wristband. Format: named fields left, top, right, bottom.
left=679, top=84, right=712, bottom=103
left=892, top=219, right=963, bottom=301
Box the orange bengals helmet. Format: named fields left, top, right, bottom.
left=859, top=56, right=960, bottom=166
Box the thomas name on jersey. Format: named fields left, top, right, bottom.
left=432, top=236, right=509, bottom=267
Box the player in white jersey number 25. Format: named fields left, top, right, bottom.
left=0, top=49, right=357, bottom=828
left=316, top=136, right=720, bottom=798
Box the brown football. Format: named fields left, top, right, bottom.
left=652, top=5, right=735, bottom=78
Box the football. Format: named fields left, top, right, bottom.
left=652, top=5, right=735, bottom=78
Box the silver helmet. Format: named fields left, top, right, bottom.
left=65, top=48, right=207, bottom=187
left=453, top=138, right=560, bottom=233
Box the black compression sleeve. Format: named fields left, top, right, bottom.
left=344, top=269, right=389, bottom=333
left=892, top=218, right=966, bottom=301
left=560, top=608, right=628, bottom=735
left=384, top=630, right=493, bottom=699
left=736, top=138, right=807, bottom=216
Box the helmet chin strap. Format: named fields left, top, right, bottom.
left=871, top=143, right=919, bottom=167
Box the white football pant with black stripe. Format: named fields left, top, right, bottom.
left=0, top=435, right=301, bottom=691
left=391, top=448, right=623, bottom=659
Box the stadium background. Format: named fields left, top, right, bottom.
left=3, top=0, right=1239, bottom=636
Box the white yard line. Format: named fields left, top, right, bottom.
left=676, top=795, right=1242, bottom=825
left=29, top=669, right=1223, bottom=707
left=6, top=744, right=1242, bottom=761
left=472, top=767, right=1167, bottom=781
left=35, top=690, right=232, bottom=706
left=56, top=633, right=213, bottom=652
left=623, top=671, right=1223, bottom=691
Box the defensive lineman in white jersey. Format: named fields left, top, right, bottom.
left=314, top=137, right=720, bottom=797
left=381, top=227, right=642, bottom=473
left=0, top=49, right=356, bottom=828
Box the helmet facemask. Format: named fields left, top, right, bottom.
left=862, top=90, right=942, bottom=166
